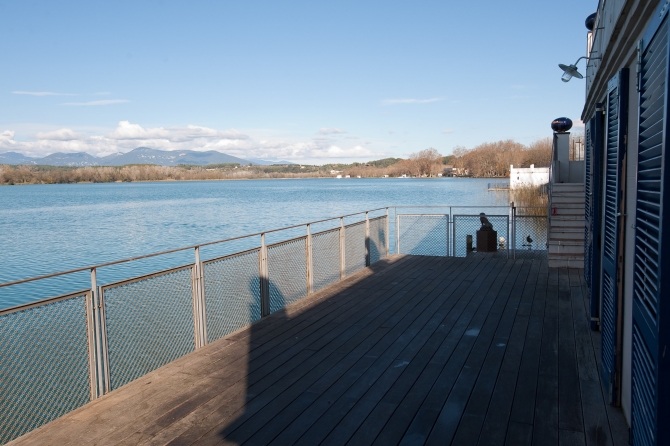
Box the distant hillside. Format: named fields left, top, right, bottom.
left=0, top=147, right=255, bottom=167
left=38, top=152, right=101, bottom=167
left=0, top=152, right=34, bottom=164
left=247, top=158, right=295, bottom=165
left=98, top=147, right=250, bottom=166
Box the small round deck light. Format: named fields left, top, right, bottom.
left=585, top=13, right=597, bottom=31
left=551, top=117, right=573, bottom=133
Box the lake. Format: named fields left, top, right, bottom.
left=0, top=178, right=510, bottom=308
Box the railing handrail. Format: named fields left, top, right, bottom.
left=0, top=206, right=388, bottom=290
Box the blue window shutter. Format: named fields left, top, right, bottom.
left=631, top=5, right=670, bottom=445
left=601, top=68, right=629, bottom=406
left=585, top=121, right=592, bottom=287
left=591, top=107, right=605, bottom=332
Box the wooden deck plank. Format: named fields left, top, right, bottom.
left=570, top=270, right=615, bottom=446
left=396, top=260, right=529, bottom=445
left=426, top=260, right=538, bottom=445
left=473, top=260, right=536, bottom=446
left=6, top=255, right=629, bottom=446
left=318, top=257, right=511, bottom=446
left=557, top=269, right=585, bottom=435
left=368, top=259, right=522, bottom=446
left=218, top=254, right=480, bottom=443
left=277, top=254, right=498, bottom=444
left=533, top=267, right=560, bottom=446
left=351, top=259, right=519, bottom=446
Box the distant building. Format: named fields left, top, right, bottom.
left=452, top=167, right=469, bottom=177
left=509, top=164, right=549, bottom=189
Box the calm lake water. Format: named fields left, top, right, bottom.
left=0, top=178, right=510, bottom=308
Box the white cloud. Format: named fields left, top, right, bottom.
left=382, top=97, right=444, bottom=105
left=12, top=91, right=77, bottom=96
left=573, top=120, right=586, bottom=128
left=107, top=121, right=248, bottom=142
left=0, top=121, right=386, bottom=162
left=63, top=99, right=130, bottom=106
left=36, top=128, right=82, bottom=141
left=92, top=92, right=111, bottom=96
left=442, top=129, right=455, bottom=134
left=318, top=127, right=346, bottom=135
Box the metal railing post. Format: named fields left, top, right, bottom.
left=88, top=268, right=100, bottom=399
left=260, top=233, right=270, bottom=316
left=510, top=202, right=516, bottom=259
left=449, top=207, right=453, bottom=256
left=385, top=208, right=390, bottom=258
left=306, top=224, right=313, bottom=295
left=452, top=214, right=457, bottom=258
left=192, top=247, right=207, bottom=348
left=339, top=217, right=346, bottom=279
left=97, top=280, right=111, bottom=394
left=396, top=210, right=400, bottom=254
left=365, top=212, right=370, bottom=267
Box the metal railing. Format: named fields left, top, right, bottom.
left=393, top=205, right=547, bottom=259
left=487, top=182, right=510, bottom=191
left=0, top=207, right=389, bottom=444
left=0, top=204, right=546, bottom=444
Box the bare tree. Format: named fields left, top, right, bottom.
left=409, top=148, right=443, bottom=177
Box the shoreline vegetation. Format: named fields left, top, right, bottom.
left=0, top=137, right=555, bottom=186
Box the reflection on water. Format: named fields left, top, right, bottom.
left=0, top=178, right=508, bottom=309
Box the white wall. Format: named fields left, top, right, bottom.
left=510, top=164, right=549, bottom=189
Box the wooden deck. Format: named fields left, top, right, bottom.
left=10, top=254, right=629, bottom=446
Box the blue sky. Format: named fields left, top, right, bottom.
left=0, top=0, right=596, bottom=164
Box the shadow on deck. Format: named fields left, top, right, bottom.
left=10, top=254, right=628, bottom=446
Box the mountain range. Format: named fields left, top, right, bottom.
left=0, top=147, right=293, bottom=167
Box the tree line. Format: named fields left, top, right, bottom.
left=450, top=138, right=553, bottom=177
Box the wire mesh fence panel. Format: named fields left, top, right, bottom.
left=267, top=237, right=307, bottom=313
left=453, top=215, right=509, bottom=258
left=0, top=270, right=92, bottom=313
left=203, top=249, right=261, bottom=343
left=0, top=292, right=91, bottom=444
left=102, top=266, right=195, bottom=391
left=398, top=214, right=449, bottom=256
left=345, top=222, right=366, bottom=276
left=200, top=236, right=261, bottom=262
left=513, top=215, right=548, bottom=259
left=369, top=216, right=387, bottom=264
left=312, top=229, right=340, bottom=293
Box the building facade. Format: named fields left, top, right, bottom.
left=509, top=164, right=550, bottom=189
left=582, top=1, right=670, bottom=444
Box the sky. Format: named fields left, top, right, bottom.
left=0, top=0, right=596, bottom=164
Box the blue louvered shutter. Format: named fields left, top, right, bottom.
left=590, top=108, right=605, bottom=332
left=601, top=69, right=629, bottom=406
left=631, top=7, right=670, bottom=446
left=585, top=120, right=593, bottom=286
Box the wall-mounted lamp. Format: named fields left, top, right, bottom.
left=558, top=56, right=600, bottom=82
